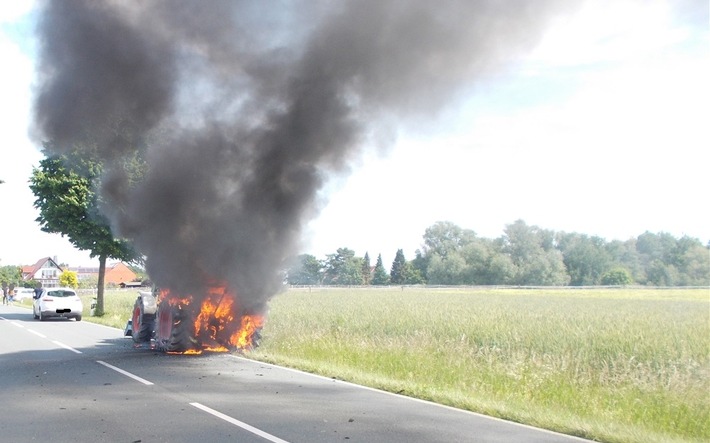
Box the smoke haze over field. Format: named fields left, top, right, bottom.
left=31, top=1, right=575, bottom=309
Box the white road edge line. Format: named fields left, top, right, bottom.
left=190, top=402, right=290, bottom=443
left=96, top=360, right=154, bottom=385
left=52, top=340, right=82, bottom=354
left=10, top=321, right=25, bottom=328
left=27, top=329, right=47, bottom=338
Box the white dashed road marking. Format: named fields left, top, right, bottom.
left=52, top=340, right=82, bottom=354
left=190, top=402, right=291, bottom=443
left=27, top=329, right=47, bottom=338
left=96, top=360, right=154, bottom=385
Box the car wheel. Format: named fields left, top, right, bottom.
left=75, top=315, right=82, bottom=321
left=33, top=309, right=39, bottom=320
left=39, top=310, right=45, bottom=321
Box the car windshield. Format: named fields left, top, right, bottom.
left=47, top=290, right=77, bottom=298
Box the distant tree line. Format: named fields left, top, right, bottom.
left=286, top=220, right=710, bottom=287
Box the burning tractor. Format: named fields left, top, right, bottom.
left=125, top=284, right=264, bottom=354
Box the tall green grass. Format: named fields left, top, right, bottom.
left=254, top=287, right=710, bottom=443
left=76, top=289, right=141, bottom=329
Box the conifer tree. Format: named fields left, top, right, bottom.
left=390, top=249, right=407, bottom=284
left=372, top=254, right=390, bottom=285
left=361, top=252, right=372, bottom=285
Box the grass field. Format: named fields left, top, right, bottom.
left=35, top=286, right=709, bottom=443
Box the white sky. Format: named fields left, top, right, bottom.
left=1, top=1, right=708, bottom=268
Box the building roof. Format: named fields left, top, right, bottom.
left=21, top=257, right=64, bottom=278
left=21, top=258, right=139, bottom=285
left=68, top=262, right=133, bottom=274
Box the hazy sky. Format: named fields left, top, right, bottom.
left=1, top=1, right=708, bottom=268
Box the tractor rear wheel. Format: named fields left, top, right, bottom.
left=155, top=302, right=197, bottom=353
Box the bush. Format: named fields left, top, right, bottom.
left=601, top=267, right=633, bottom=285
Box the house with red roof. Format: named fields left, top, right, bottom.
left=67, top=262, right=139, bottom=286
left=21, top=257, right=139, bottom=288
left=104, top=262, right=138, bottom=286
left=21, top=257, right=64, bottom=288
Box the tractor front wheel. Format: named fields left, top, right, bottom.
left=131, top=297, right=155, bottom=344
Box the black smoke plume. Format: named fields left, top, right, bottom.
left=32, top=0, right=573, bottom=312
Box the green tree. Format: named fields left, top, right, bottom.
left=389, top=249, right=426, bottom=285
left=633, top=232, right=709, bottom=286
left=422, top=221, right=476, bottom=258
left=485, top=251, right=517, bottom=284
left=410, top=250, right=429, bottom=283
left=339, top=257, right=365, bottom=285
left=427, top=252, right=467, bottom=284
left=502, top=220, right=569, bottom=286
left=371, top=254, right=390, bottom=285
left=402, top=261, right=425, bottom=284
left=636, top=231, right=676, bottom=263
left=600, top=268, right=633, bottom=285
left=287, top=254, right=323, bottom=285
left=605, top=239, right=643, bottom=284
left=390, top=249, right=407, bottom=285
left=645, top=259, right=678, bottom=286
left=461, top=237, right=514, bottom=285
left=420, top=221, right=476, bottom=285
left=670, top=236, right=710, bottom=286
left=59, top=270, right=79, bottom=289
left=30, top=148, right=139, bottom=316
left=323, top=248, right=364, bottom=285
left=557, top=233, right=612, bottom=285
left=635, top=231, right=675, bottom=284
left=361, top=252, right=372, bottom=285
left=0, top=266, right=21, bottom=290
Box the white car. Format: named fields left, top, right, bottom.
left=33, top=287, right=83, bottom=321
left=13, top=288, right=36, bottom=301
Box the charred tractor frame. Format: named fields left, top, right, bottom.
left=125, top=286, right=262, bottom=353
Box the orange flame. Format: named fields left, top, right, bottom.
left=231, top=314, right=265, bottom=349
left=159, top=283, right=263, bottom=354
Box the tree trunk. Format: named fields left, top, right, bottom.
left=95, top=254, right=107, bottom=316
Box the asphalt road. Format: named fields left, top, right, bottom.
left=0, top=304, right=594, bottom=443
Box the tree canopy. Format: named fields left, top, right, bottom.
left=323, top=248, right=365, bottom=285
left=283, top=221, right=709, bottom=287
left=30, top=146, right=140, bottom=314
left=59, top=270, right=79, bottom=289
left=0, top=266, right=21, bottom=289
